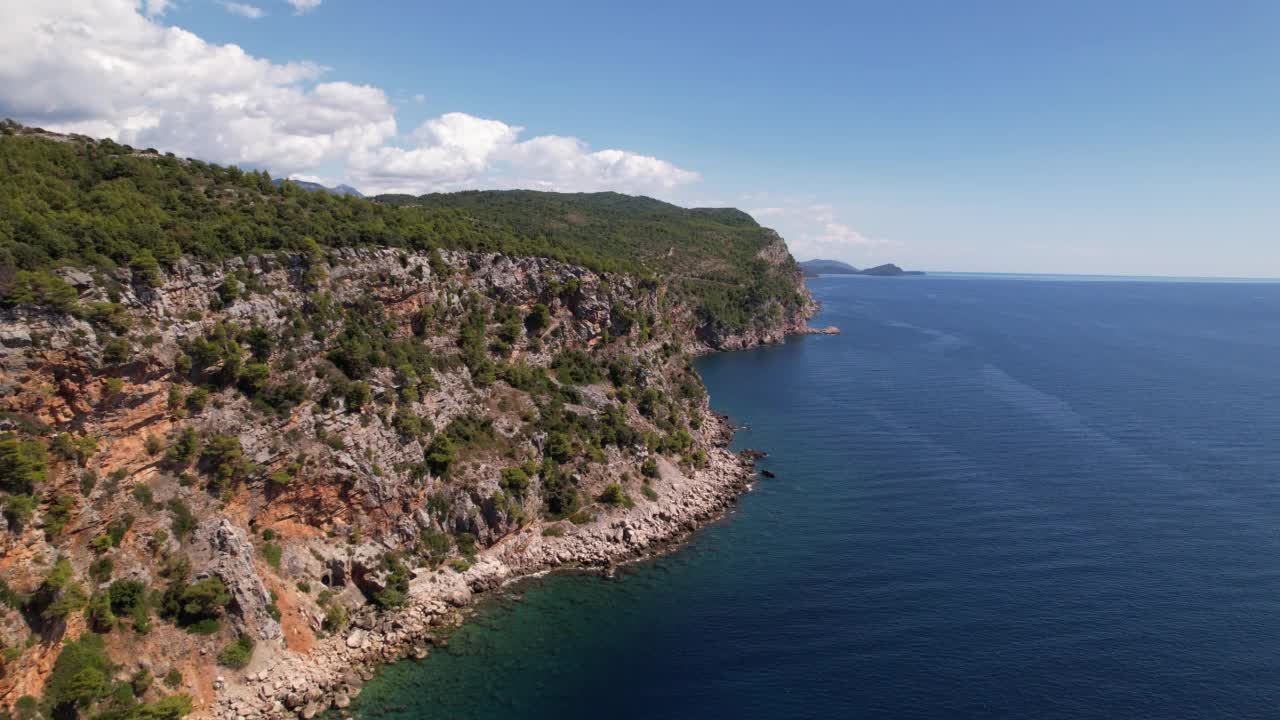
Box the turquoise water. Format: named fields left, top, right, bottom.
left=349, top=275, right=1280, bottom=719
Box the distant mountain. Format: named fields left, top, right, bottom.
left=800, top=259, right=860, bottom=276
left=329, top=184, right=364, bottom=197
left=801, top=259, right=924, bottom=277
left=859, top=263, right=925, bottom=277
left=272, top=177, right=364, bottom=197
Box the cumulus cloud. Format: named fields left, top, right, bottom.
left=0, top=0, right=395, bottom=176
left=0, top=0, right=696, bottom=197
left=748, top=203, right=892, bottom=262
left=349, top=114, right=699, bottom=196
left=286, top=0, right=321, bottom=15
left=221, top=2, right=266, bottom=19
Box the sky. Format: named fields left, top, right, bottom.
left=1, top=0, right=1277, bottom=277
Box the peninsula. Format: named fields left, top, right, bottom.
left=0, top=122, right=816, bottom=720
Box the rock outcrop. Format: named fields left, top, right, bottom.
left=191, top=520, right=283, bottom=642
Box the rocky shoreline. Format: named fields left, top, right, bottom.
left=212, top=408, right=759, bottom=720
left=0, top=239, right=817, bottom=719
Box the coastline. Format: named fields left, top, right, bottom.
left=0, top=242, right=816, bottom=719
left=214, top=406, right=760, bottom=719
left=202, top=251, right=821, bottom=719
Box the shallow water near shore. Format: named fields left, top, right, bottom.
left=348, top=275, right=1280, bottom=719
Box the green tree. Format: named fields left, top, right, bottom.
left=44, top=634, right=113, bottom=712
left=85, top=591, right=116, bottom=632
left=200, top=435, right=245, bottom=485
left=544, top=432, right=573, bottom=463
left=130, top=251, right=164, bottom=289
left=499, top=467, right=530, bottom=500
left=175, top=577, right=230, bottom=624
left=425, top=434, right=456, bottom=476
left=0, top=434, right=48, bottom=493
left=108, top=579, right=147, bottom=616
left=167, top=499, right=196, bottom=538
left=163, top=427, right=200, bottom=468
left=3, top=494, right=35, bottom=528
left=102, top=337, right=131, bottom=365
left=344, top=381, right=371, bottom=411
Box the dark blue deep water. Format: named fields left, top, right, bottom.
left=350, top=275, right=1280, bottom=719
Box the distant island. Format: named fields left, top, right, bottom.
left=800, top=259, right=925, bottom=277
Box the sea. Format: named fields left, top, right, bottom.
left=345, top=273, right=1280, bottom=719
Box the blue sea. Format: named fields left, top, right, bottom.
left=348, top=274, right=1280, bottom=719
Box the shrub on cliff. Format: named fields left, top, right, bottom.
left=217, top=634, right=254, bottom=669
left=260, top=543, right=282, bottom=569
left=322, top=603, right=348, bottom=634
left=43, top=494, right=77, bottom=539
left=167, top=499, right=196, bottom=539
left=130, top=251, right=164, bottom=289
left=551, top=349, right=604, bottom=386
left=108, top=580, right=146, bottom=617
left=130, top=694, right=195, bottom=720
left=419, top=530, right=451, bottom=565
left=31, top=560, right=87, bottom=623
left=544, top=432, right=573, bottom=464
left=540, top=464, right=579, bottom=519
left=102, top=337, right=131, bottom=366
left=1, top=270, right=79, bottom=311
left=371, top=553, right=411, bottom=610
left=424, top=434, right=456, bottom=477
left=200, top=435, right=247, bottom=487
left=0, top=434, right=48, bottom=493
left=163, top=427, right=200, bottom=469
left=86, top=591, right=116, bottom=633
left=392, top=406, right=424, bottom=438
left=525, top=303, right=552, bottom=334
left=89, top=556, right=113, bottom=583
left=499, top=467, right=530, bottom=500
left=641, top=457, right=659, bottom=479
left=598, top=483, right=632, bottom=508
left=3, top=494, right=35, bottom=529
left=161, top=576, right=230, bottom=630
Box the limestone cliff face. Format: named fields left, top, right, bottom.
left=0, top=246, right=811, bottom=716
left=694, top=230, right=817, bottom=351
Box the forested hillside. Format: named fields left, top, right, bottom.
left=0, top=121, right=805, bottom=333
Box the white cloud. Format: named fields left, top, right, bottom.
left=0, top=0, right=392, bottom=175
left=413, top=94, right=426, bottom=104
left=221, top=2, right=265, bottom=19
left=747, top=203, right=893, bottom=262
left=348, top=114, right=698, bottom=196
left=286, top=0, right=321, bottom=14
left=0, top=0, right=696, bottom=197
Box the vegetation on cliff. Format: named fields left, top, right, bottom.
left=0, top=122, right=812, bottom=720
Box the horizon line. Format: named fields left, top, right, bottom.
left=808, top=269, right=1280, bottom=282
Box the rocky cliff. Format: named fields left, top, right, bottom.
left=0, top=243, right=814, bottom=719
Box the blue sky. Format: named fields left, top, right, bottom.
left=3, top=1, right=1278, bottom=276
